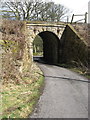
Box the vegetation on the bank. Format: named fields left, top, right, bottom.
left=1, top=20, right=25, bottom=85
left=2, top=74, right=44, bottom=118
left=58, top=63, right=89, bottom=79
left=70, top=68, right=90, bottom=79
left=0, top=19, right=44, bottom=119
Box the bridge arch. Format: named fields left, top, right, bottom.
left=26, top=23, right=88, bottom=67
left=33, top=31, right=60, bottom=64
left=26, top=23, right=65, bottom=64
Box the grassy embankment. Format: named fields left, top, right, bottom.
left=1, top=63, right=44, bottom=118
left=0, top=20, right=44, bottom=119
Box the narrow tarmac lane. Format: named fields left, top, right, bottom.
left=30, top=63, right=88, bottom=118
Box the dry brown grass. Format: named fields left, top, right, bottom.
left=2, top=63, right=44, bottom=118
left=0, top=19, right=26, bottom=84
left=73, top=23, right=90, bottom=46
left=0, top=19, right=44, bottom=118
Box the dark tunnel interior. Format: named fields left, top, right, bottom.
left=33, top=31, right=60, bottom=64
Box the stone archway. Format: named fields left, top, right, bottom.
left=26, top=23, right=65, bottom=63
left=33, top=31, right=60, bottom=64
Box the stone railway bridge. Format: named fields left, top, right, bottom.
left=25, top=21, right=88, bottom=66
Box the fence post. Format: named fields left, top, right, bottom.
left=71, top=14, right=74, bottom=24
left=85, top=12, right=88, bottom=23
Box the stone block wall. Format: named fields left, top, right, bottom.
left=60, top=24, right=88, bottom=67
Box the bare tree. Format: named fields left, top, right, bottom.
left=1, top=0, right=43, bottom=20
left=1, top=0, right=70, bottom=21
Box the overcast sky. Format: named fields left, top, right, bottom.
left=53, top=0, right=89, bottom=14
left=1, top=0, right=89, bottom=14
left=51, top=0, right=89, bottom=22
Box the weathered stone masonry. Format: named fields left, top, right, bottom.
left=26, top=22, right=65, bottom=64
left=25, top=22, right=88, bottom=66
left=60, top=24, right=88, bottom=66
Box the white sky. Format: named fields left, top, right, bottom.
left=53, top=0, right=89, bottom=14
left=51, top=0, right=89, bottom=22
left=1, top=0, right=89, bottom=14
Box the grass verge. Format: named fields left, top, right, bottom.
left=58, top=63, right=90, bottom=80
left=69, top=68, right=90, bottom=80
left=1, top=69, right=44, bottom=118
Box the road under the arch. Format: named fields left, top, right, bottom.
left=30, top=63, right=88, bottom=118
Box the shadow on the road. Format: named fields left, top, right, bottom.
left=33, top=56, right=89, bottom=83
left=37, top=71, right=89, bottom=83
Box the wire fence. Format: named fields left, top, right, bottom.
left=0, top=10, right=18, bottom=19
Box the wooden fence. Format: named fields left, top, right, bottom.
left=71, top=12, right=88, bottom=23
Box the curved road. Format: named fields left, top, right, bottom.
left=30, top=63, right=88, bottom=118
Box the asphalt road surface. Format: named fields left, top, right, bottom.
left=30, top=63, right=88, bottom=118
